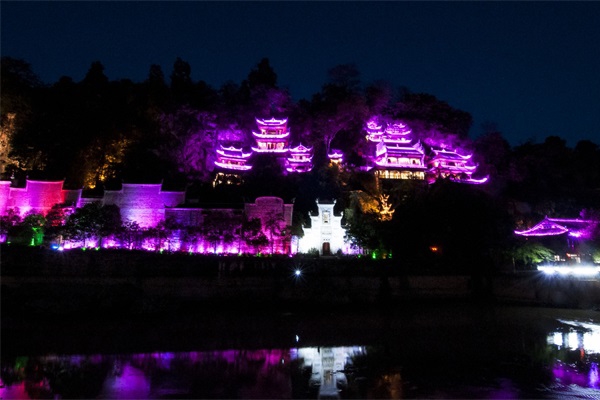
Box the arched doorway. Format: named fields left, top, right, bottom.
left=322, top=242, right=331, bottom=256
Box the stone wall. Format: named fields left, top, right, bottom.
left=103, top=184, right=185, bottom=227
left=0, top=180, right=80, bottom=216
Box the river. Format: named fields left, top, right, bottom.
left=1, top=304, right=599, bottom=399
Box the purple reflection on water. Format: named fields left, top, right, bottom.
left=590, top=362, right=599, bottom=389
left=552, top=361, right=596, bottom=388
left=101, top=364, right=151, bottom=399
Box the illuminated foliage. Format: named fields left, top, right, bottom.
left=158, top=108, right=218, bottom=181
left=512, top=242, right=555, bottom=267
left=8, top=212, right=46, bottom=246
left=0, top=113, right=17, bottom=175
left=82, top=135, right=133, bottom=189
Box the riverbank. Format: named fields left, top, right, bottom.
left=2, top=246, right=600, bottom=319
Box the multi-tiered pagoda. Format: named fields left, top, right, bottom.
left=251, top=117, right=290, bottom=153
left=286, top=144, right=313, bottom=173
left=366, top=121, right=426, bottom=180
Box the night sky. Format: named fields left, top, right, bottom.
left=2, top=1, right=599, bottom=146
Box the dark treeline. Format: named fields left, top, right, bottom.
left=1, top=56, right=599, bottom=271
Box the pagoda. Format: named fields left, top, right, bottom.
left=286, top=144, right=313, bottom=173
left=212, top=145, right=252, bottom=187
left=426, top=147, right=486, bottom=184
left=328, top=149, right=344, bottom=166
left=252, top=117, right=290, bottom=153
left=515, top=217, right=598, bottom=239
left=214, top=145, right=253, bottom=171
left=367, top=121, right=426, bottom=180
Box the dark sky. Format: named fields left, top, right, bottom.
left=2, top=1, right=599, bottom=146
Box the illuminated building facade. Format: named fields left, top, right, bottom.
left=298, top=200, right=357, bottom=255
left=366, top=120, right=426, bottom=180
left=426, top=147, right=486, bottom=184
left=102, top=184, right=185, bottom=228
left=286, top=144, right=313, bottom=173
left=251, top=117, right=290, bottom=153
left=515, top=217, right=598, bottom=239
left=515, top=216, right=599, bottom=265
left=364, top=118, right=487, bottom=184
left=213, top=117, right=313, bottom=185
left=213, top=145, right=253, bottom=187
left=214, top=145, right=252, bottom=171
left=0, top=179, right=81, bottom=217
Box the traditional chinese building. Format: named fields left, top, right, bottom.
left=366, top=121, right=426, bottom=180
left=515, top=216, right=599, bottom=262
left=251, top=117, right=290, bottom=153
left=286, top=144, right=313, bottom=173
left=212, top=145, right=253, bottom=187
left=214, top=145, right=252, bottom=172
left=328, top=149, right=343, bottom=166
left=364, top=118, right=487, bottom=184
left=298, top=199, right=356, bottom=255
left=426, top=147, right=486, bottom=184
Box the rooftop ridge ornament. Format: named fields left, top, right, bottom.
left=328, top=149, right=343, bottom=157
left=515, top=217, right=570, bottom=237
left=255, top=117, right=288, bottom=125
left=289, top=144, right=312, bottom=152
left=216, top=145, right=252, bottom=158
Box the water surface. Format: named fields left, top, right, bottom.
left=2, top=305, right=599, bottom=398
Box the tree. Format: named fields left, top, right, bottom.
left=1, top=57, right=44, bottom=176
left=64, top=203, right=121, bottom=247
left=512, top=242, right=555, bottom=269
left=170, top=57, right=193, bottom=105
left=44, top=204, right=67, bottom=244
left=310, top=64, right=368, bottom=157
left=264, top=212, right=284, bottom=254
left=0, top=208, right=21, bottom=240
left=241, top=217, right=267, bottom=254
left=473, top=125, right=512, bottom=196
left=0, top=57, right=41, bottom=117
left=117, top=220, right=142, bottom=250
left=9, top=213, right=46, bottom=246
left=158, top=107, right=218, bottom=182
left=393, top=92, right=473, bottom=138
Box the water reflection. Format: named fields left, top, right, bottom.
left=2, top=315, right=600, bottom=399
left=546, top=319, right=600, bottom=391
